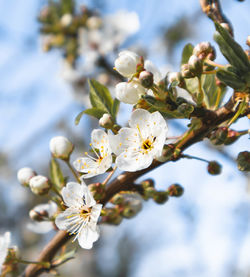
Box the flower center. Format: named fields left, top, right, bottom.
left=142, top=139, right=152, bottom=150
left=80, top=207, right=91, bottom=220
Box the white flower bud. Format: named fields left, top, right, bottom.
left=49, top=136, right=74, bottom=160
left=17, top=167, right=36, bottom=187
left=168, top=72, right=181, bottom=83
left=115, top=80, right=146, bottom=104
left=86, top=16, right=102, bottom=30
left=114, top=51, right=140, bottom=78
left=60, top=14, right=73, bottom=27
left=29, top=175, right=50, bottom=195
left=99, top=113, right=114, bottom=129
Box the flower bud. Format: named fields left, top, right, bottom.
left=237, top=151, right=250, bottom=172
left=88, top=183, right=106, bottom=201
left=29, top=175, right=50, bottom=195
left=224, top=129, right=245, bottom=145
left=153, top=191, right=169, bottom=204
left=181, top=64, right=194, bottom=78
left=115, top=80, right=145, bottom=104
left=167, top=184, right=184, bottom=197
left=101, top=208, right=122, bottom=225
left=188, top=55, right=203, bottom=76
left=99, top=113, right=114, bottom=129
left=111, top=193, right=125, bottom=205
left=193, top=42, right=216, bottom=60
left=29, top=209, right=48, bottom=222
left=207, top=161, right=222, bottom=175
left=177, top=103, right=194, bottom=117
left=209, top=127, right=228, bottom=145
left=121, top=206, right=139, bottom=218
left=49, top=136, right=74, bottom=160
left=17, top=167, right=36, bottom=187
left=60, top=13, right=73, bottom=27
left=114, top=51, right=140, bottom=78
left=139, top=71, right=154, bottom=88
left=168, top=71, right=183, bottom=84
left=141, top=179, right=155, bottom=189
left=86, top=16, right=102, bottom=30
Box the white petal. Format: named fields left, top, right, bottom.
left=78, top=225, right=100, bottom=249
left=83, top=185, right=96, bottom=207
left=129, top=109, right=152, bottom=138
left=55, top=208, right=80, bottom=230
left=98, top=155, right=113, bottom=174
left=116, top=150, right=153, bottom=172
left=149, top=111, right=168, bottom=137
left=108, top=128, right=139, bottom=156
left=0, top=232, right=11, bottom=271
left=91, top=129, right=111, bottom=155
left=61, top=182, right=84, bottom=207
left=90, top=204, right=102, bottom=224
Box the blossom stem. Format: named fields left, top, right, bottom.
left=214, top=86, right=222, bottom=109
left=202, top=70, right=217, bottom=75
left=16, top=259, right=50, bottom=268
left=227, top=98, right=247, bottom=127
left=204, top=59, right=225, bottom=69
left=181, top=154, right=209, bottom=163
left=102, top=166, right=117, bottom=186
left=64, top=160, right=81, bottom=183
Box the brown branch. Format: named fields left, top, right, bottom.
left=23, top=95, right=249, bottom=277
left=200, top=0, right=234, bottom=35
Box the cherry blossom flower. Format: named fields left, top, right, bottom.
left=73, top=129, right=112, bottom=179
left=55, top=182, right=102, bottom=249
left=0, top=232, right=10, bottom=274
left=109, top=109, right=168, bottom=171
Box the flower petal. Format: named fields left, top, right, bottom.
left=108, top=128, right=139, bottom=156
left=78, top=225, right=100, bottom=249
left=149, top=111, right=168, bottom=137
left=90, top=204, right=102, bottom=224
left=129, top=109, right=151, bottom=138
left=0, top=232, right=11, bottom=272
left=61, top=182, right=85, bottom=207
left=55, top=208, right=80, bottom=230
left=73, top=157, right=97, bottom=173
left=144, top=60, right=162, bottom=84
left=116, top=150, right=153, bottom=172
left=91, top=129, right=111, bottom=155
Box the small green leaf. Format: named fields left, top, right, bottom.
left=50, top=158, right=65, bottom=190
left=181, top=43, right=194, bottom=66
left=216, top=69, right=246, bottom=91
left=75, top=108, right=107, bottom=125
left=88, top=79, right=113, bottom=114
left=112, top=98, right=120, bottom=119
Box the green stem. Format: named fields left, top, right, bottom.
left=227, top=98, right=247, bottom=127
left=197, top=76, right=205, bottom=107
left=181, top=154, right=209, bottom=163
left=64, top=160, right=81, bottom=183
left=204, top=59, right=225, bottom=69
left=214, top=86, right=222, bottom=109
left=16, top=259, right=50, bottom=268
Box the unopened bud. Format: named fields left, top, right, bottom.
left=177, top=103, right=194, bottom=117
left=29, top=209, right=48, bottom=222
left=141, top=179, right=155, bottom=189
left=153, top=191, right=168, bottom=204
left=29, top=175, right=50, bottom=195
left=122, top=206, right=139, bottom=218
left=17, top=167, right=36, bottom=187
left=210, top=127, right=228, bottom=145
left=207, top=161, right=222, bottom=175
left=99, top=113, right=114, bottom=129
left=49, top=136, right=74, bottom=160
left=193, top=42, right=216, bottom=60
left=60, top=13, right=73, bottom=27
left=181, top=64, right=194, bottom=78
left=114, top=51, right=140, bottom=78
left=102, top=208, right=122, bottom=225
left=111, top=193, right=125, bottom=205
left=188, top=55, right=203, bottom=76
left=139, top=71, right=154, bottom=88
left=237, top=151, right=250, bottom=172
left=156, top=144, right=175, bottom=162
left=86, top=16, right=102, bottom=30
left=143, top=187, right=156, bottom=199
left=167, top=184, right=184, bottom=197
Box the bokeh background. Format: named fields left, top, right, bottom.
left=0, top=0, right=249, bottom=276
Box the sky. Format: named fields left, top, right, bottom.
left=0, top=0, right=249, bottom=276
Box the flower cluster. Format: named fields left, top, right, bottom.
left=73, top=108, right=168, bottom=178
left=114, top=51, right=163, bottom=104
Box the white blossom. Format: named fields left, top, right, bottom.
left=29, top=175, right=50, bottom=195
left=73, top=129, right=112, bottom=179
left=60, top=14, right=73, bottom=27
left=55, top=182, right=102, bottom=249
left=27, top=202, right=58, bottom=234
left=115, top=80, right=146, bottom=104
left=114, top=51, right=140, bottom=78
left=0, top=232, right=10, bottom=274
left=17, top=167, right=36, bottom=187
left=49, top=136, right=74, bottom=159
left=109, top=109, right=168, bottom=172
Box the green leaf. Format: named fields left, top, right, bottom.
left=88, top=79, right=113, bottom=114
left=50, top=158, right=65, bottom=190
left=181, top=43, right=194, bottom=66
left=75, top=108, right=107, bottom=125
left=214, top=22, right=250, bottom=72
left=216, top=69, right=246, bottom=91
left=112, top=98, right=120, bottom=119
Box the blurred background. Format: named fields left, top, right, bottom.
left=0, top=0, right=249, bottom=276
